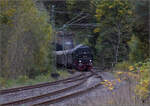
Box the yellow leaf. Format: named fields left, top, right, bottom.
left=128, top=66, right=134, bottom=71
left=104, top=80, right=108, bottom=82
left=117, top=71, right=123, bottom=75
left=93, top=28, right=100, bottom=33
left=140, top=70, right=144, bottom=72
left=108, top=86, right=114, bottom=90
left=117, top=78, right=121, bottom=83
left=128, top=10, right=132, bottom=15
left=109, top=5, right=113, bottom=9
left=118, top=10, right=123, bottom=14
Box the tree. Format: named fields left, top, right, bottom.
left=0, top=0, right=52, bottom=79
left=128, top=35, right=143, bottom=63
left=95, top=0, right=133, bottom=67
left=132, top=0, right=149, bottom=60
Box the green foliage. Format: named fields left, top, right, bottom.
left=0, top=77, right=7, bottom=89
left=66, top=0, right=91, bottom=12
left=0, top=0, right=52, bottom=79
left=128, top=35, right=143, bottom=63
left=16, top=75, right=29, bottom=84
left=96, top=0, right=133, bottom=22
left=129, top=60, right=150, bottom=100
left=83, top=38, right=91, bottom=47
left=115, top=61, right=131, bottom=71
left=57, top=70, right=70, bottom=79
left=115, top=60, right=150, bottom=101
left=94, top=0, right=133, bottom=67
left=66, top=0, right=76, bottom=10
left=132, top=0, right=149, bottom=59
left=0, top=69, right=70, bottom=89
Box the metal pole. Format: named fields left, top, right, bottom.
left=51, top=5, right=56, bottom=72
left=0, top=24, right=1, bottom=76
left=64, top=26, right=68, bottom=68
left=63, top=32, right=65, bottom=69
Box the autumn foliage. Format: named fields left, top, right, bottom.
left=116, top=60, right=150, bottom=101
left=0, top=0, right=52, bottom=79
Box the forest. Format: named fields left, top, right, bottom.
left=0, top=0, right=149, bottom=104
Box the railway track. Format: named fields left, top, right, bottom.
left=33, top=80, right=103, bottom=106
left=0, top=72, right=84, bottom=95
left=1, top=79, right=86, bottom=106
left=0, top=71, right=103, bottom=106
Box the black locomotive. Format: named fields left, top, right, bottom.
left=55, top=44, right=93, bottom=71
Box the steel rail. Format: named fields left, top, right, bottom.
left=0, top=73, right=84, bottom=95
left=0, top=80, right=85, bottom=106
left=90, top=69, right=103, bottom=80
left=33, top=78, right=103, bottom=105
left=0, top=73, right=93, bottom=106
left=63, top=73, right=90, bottom=83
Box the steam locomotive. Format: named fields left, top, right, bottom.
left=55, top=44, right=93, bottom=71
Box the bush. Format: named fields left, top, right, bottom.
left=16, top=75, right=29, bottom=84
left=116, top=60, right=150, bottom=101
left=115, top=61, right=131, bottom=71
left=0, top=77, right=7, bottom=89
left=128, top=35, right=144, bottom=63
left=134, top=60, right=150, bottom=100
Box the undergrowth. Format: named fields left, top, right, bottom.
left=0, top=69, right=70, bottom=89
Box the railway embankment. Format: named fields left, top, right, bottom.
left=0, top=70, right=129, bottom=106
left=1, top=70, right=149, bottom=106
left=0, top=71, right=101, bottom=105
left=0, top=69, right=71, bottom=90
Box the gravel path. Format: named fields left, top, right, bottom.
left=52, top=72, right=126, bottom=106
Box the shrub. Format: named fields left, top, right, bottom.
left=128, top=35, right=144, bottom=63
left=115, top=61, right=131, bottom=71
left=134, top=60, right=150, bottom=100
left=17, top=75, right=29, bottom=84
left=0, top=77, right=7, bottom=89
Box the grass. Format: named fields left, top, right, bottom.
left=0, top=69, right=70, bottom=89
left=114, top=61, right=131, bottom=71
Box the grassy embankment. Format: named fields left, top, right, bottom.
left=0, top=69, right=70, bottom=89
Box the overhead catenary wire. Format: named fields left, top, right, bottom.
left=68, top=23, right=100, bottom=27
left=49, top=7, right=96, bottom=30
left=67, top=14, right=89, bottom=26
left=54, top=9, right=95, bottom=30
left=57, top=12, right=89, bottom=30
left=64, top=11, right=84, bottom=25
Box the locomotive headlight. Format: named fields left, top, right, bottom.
left=90, top=60, right=92, bottom=62
left=79, top=60, right=82, bottom=63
